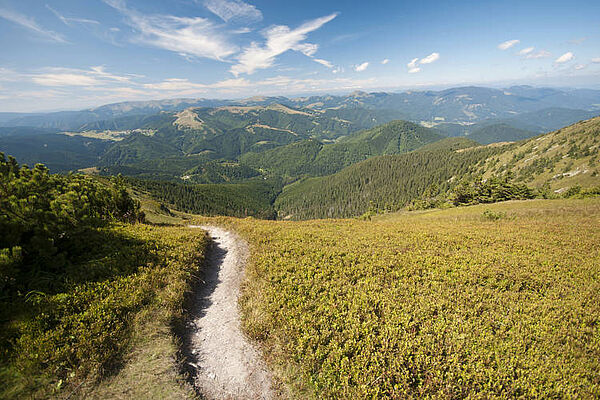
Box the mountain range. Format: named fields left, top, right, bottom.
left=0, top=85, right=599, bottom=219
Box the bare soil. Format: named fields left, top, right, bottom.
left=185, top=226, right=274, bottom=400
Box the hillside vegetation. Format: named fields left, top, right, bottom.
left=0, top=155, right=208, bottom=399
left=474, top=116, right=600, bottom=192
left=274, top=146, right=503, bottom=219
left=276, top=117, right=600, bottom=219
left=468, top=123, right=535, bottom=144
left=201, top=198, right=600, bottom=398
left=241, top=120, right=444, bottom=177
left=127, top=176, right=282, bottom=219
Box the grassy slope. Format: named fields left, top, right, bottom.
left=198, top=198, right=600, bottom=398
left=473, top=116, right=600, bottom=191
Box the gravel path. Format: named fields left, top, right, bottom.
left=186, top=226, right=274, bottom=400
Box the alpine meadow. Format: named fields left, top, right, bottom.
left=1, top=0, right=600, bottom=399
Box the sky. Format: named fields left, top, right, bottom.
left=0, top=0, right=599, bottom=112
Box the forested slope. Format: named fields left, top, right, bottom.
left=275, top=147, right=502, bottom=219
left=240, top=120, right=445, bottom=177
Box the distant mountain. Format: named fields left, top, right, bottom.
left=468, top=123, right=536, bottom=144
left=0, top=98, right=232, bottom=130
left=491, top=107, right=599, bottom=132
left=2, top=86, right=600, bottom=130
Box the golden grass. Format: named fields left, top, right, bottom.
left=194, top=198, right=600, bottom=398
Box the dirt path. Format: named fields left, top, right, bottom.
left=185, top=226, right=274, bottom=400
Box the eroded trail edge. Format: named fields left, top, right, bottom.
left=186, top=225, right=273, bottom=400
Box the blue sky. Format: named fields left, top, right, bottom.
left=0, top=0, right=599, bottom=111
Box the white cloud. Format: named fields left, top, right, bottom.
left=46, top=5, right=100, bottom=26
left=407, top=58, right=420, bottom=73
left=574, top=64, right=586, bottom=70
left=591, top=57, right=600, bottom=63
left=526, top=50, right=551, bottom=59
left=31, top=66, right=136, bottom=87
left=230, top=13, right=338, bottom=75
left=419, top=52, right=440, bottom=64
left=33, top=73, right=99, bottom=86
left=518, top=47, right=534, bottom=55
left=203, top=0, right=262, bottom=22
left=314, top=58, right=334, bottom=69
left=354, top=62, right=369, bottom=72
left=381, top=58, right=389, bottom=65
left=140, top=74, right=376, bottom=96
left=0, top=7, right=67, bottom=42
left=498, top=39, right=519, bottom=50
left=104, top=0, right=237, bottom=61
left=0, top=67, right=20, bottom=81
left=555, top=51, right=574, bottom=64
left=89, top=65, right=134, bottom=82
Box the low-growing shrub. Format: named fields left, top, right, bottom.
left=482, top=209, right=506, bottom=220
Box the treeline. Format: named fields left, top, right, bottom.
left=274, top=147, right=504, bottom=219
left=408, top=174, right=536, bottom=210
left=127, top=177, right=282, bottom=219
left=1, top=153, right=144, bottom=293
left=103, top=157, right=261, bottom=184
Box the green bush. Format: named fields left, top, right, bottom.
left=482, top=209, right=506, bottom=220
left=0, top=153, right=144, bottom=293
left=451, top=174, right=536, bottom=206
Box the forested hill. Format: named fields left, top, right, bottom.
left=274, top=116, right=600, bottom=219
left=274, top=147, right=503, bottom=219
left=240, top=120, right=444, bottom=177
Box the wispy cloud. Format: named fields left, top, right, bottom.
left=203, top=0, right=262, bottom=23
left=419, top=52, right=440, bottom=64
left=381, top=58, right=389, bottom=65
left=592, top=57, right=600, bottom=64
left=31, top=66, right=135, bottom=86
left=518, top=47, right=534, bottom=56
left=555, top=51, right=574, bottom=64
left=314, top=58, right=334, bottom=69
left=103, top=0, right=237, bottom=61
left=574, top=64, right=586, bottom=70
left=0, top=7, right=67, bottom=42
left=354, top=62, right=369, bottom=72
left=32, top=73, right=99, bottom=86
left=46, top=5, right=100, bottom=26
left=145, top=74, right=376, bottom=96
left=230, top=13, right=338, bottom=76
left=498, top=39, right=519, bottom=50
left=525, top=50, right=551, bottom=59
left=407, top=58, right=420, bottom=73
